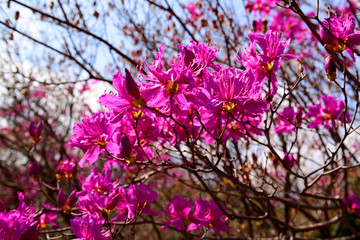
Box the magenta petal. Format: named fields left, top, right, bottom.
left=99, top=94, right=130, bottom=111
left=171, top=218, right=186, bottom=231
left=147, top=90, right=168, bottom=108
left=187, top=222, right=198, bottom=231
left=143, top=207, right=161, bottom=216
left=81, top=146, right=101, bottom=168
left=282, top=53, right=301, bottom=61
left=346, top=32, right=360, bottom=46
left=345, top=47, right=356, bottom=61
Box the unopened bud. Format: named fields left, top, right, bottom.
left=58, top=189, right=66, bottom=208
left=200, top=18, right=207, bottom=27
left=261, top=19, right=268, bottom=34
left=15, top=11, right=19, bottom=20
left=324, top=55, right=336, bottom=81
left=120, top=133, right=132, bottom=159
left=245, top=3, right=253, bottom=13
left=29, top=162, right=41, bottom=181
left=252, top=20, right=257, bottom=32
left=0, top=199, right=6, bottom=212
left=298, top=61, right=304, bottom=73
left=219, top=12, right=224, bottom=23
left=29, top=120, right=43, bottom=144
left=105, top=193, right=121, bottom=211
left=67, top=189, right=77, bottom=208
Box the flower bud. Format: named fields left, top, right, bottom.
left=67, top=189, right=77, bottom=208
left=58, top=189, right=66, bottom=208
left=283, top=153, right=297, bottom=170
left=29, top=120, right=43, bottom=144
left=58, top=189, right=77, bottom=214
left=29, top=162, right=41, bottom=181
left=14, top=11, right=20, bottom=20
left=261, top=19, right=268, bottom=34
left=324, top=55, right=336, bottom=81
left=295, top=106, right=303, bottom=127
left=120, top=133, right=132, bottom=156
left=105, top=193, right=121, bottom=211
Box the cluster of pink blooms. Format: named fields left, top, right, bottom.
left=67, top=30, right=300, bottom=170
left=307, top=95, right=351, bottom=130
left=274, top=93, right=351, bottom=132
left=1, top=5, right=358, bottom=238
left=274, top=106, right=303, bottom=134
left=162, top=195, right=230, bottom=234
left=0, top=171, right=231, bottom=238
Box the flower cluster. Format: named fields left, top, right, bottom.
left=71, top=31, right=299, bottom=168
left=75, top=169, right=159, bottom=224
left=307, top=95, right=351, bottom=130
left=162, top=195, right=230, bottom=235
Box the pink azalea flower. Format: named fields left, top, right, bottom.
left=191, top=198, right=230, bottom=235
left=162, top=195, right=193, bottom=231
left=81, top=168, right=116, bottom=195
left=56, top=159, right=77, bottom=181
left=319, top=14, right=360, bottom=60
left=332, top=0, right=357, bottom=16
left=140, top=45, right=193, bottom=111
left=237, top=31, right=301, bottom=97
left=0, top=192, right=39, bottom=240
left=274, top=106, right=303, bottom=134
left=141, top=68, right=192, bottom=111
left=31, top=89, right=46, bottom=98
left=202, top=68, right=268, bottom=136
left=76, top=192, right=107, bottom=216
left=307, top=95, right=351, bottom=130
left=69, top=111, right=120, bottom=168
left=112, top=183, right=160, bottom=222
left=70, top=213, right=110, bottom=240
left=175, top=40, right=221, bottom=79
left=39, top=212, right=58, bottom=229
left=99, top=69, right=147, bottom=122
